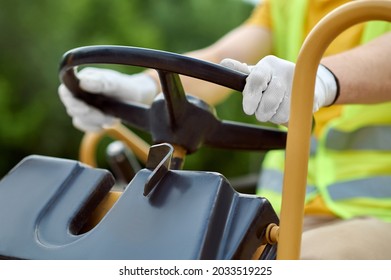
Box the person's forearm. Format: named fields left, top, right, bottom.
left=321, top=32, right=391, bottom=105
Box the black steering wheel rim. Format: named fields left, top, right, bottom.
left=59, top=45, right=286, bottom=154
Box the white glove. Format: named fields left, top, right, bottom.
left=220, top=55, right=338, bottom=124
left=58, top=67, right=158, bottom=132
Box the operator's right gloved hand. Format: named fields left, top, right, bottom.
left=221, top=55, right=338, bottom=125
left=58, top=67, right=159, bottom=132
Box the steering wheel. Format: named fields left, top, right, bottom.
left=59, top=45, right=287, bottom=170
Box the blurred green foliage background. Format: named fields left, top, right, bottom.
left=0, top=0, right=267, bottom=185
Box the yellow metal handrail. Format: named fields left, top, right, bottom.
left=79, top=122, right=150, bottom=167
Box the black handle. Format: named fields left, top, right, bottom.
left=59, top=45, right=247, bottom=92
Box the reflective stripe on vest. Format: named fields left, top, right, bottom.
left=328, top=176, right=391, bottom=200
left=258, top=169, right=318, bottom=197
left=325, top=125, right=391, bottom=150
left=258, top=136, right=317, bottom=191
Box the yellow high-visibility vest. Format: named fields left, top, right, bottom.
left=257, top=0, right=391, bottom=221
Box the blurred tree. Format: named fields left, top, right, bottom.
left=0, top=0, right=264, bottom=184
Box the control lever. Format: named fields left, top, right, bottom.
left=106, top=141, right=142, bottom=189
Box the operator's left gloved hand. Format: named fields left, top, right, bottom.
left=220, top=55, right=338, bottom=124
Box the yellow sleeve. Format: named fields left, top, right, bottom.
left=244, top=0, right=272, bottom=29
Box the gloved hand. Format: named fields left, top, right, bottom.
left=58, top=67, right=159, bottom=132
left=220, top=55, right=338, bottom=124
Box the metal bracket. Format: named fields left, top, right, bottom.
left=144, top=143, right=174, bottom=196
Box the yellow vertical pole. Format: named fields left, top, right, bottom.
left=277, top=0, right=391, bottom=260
